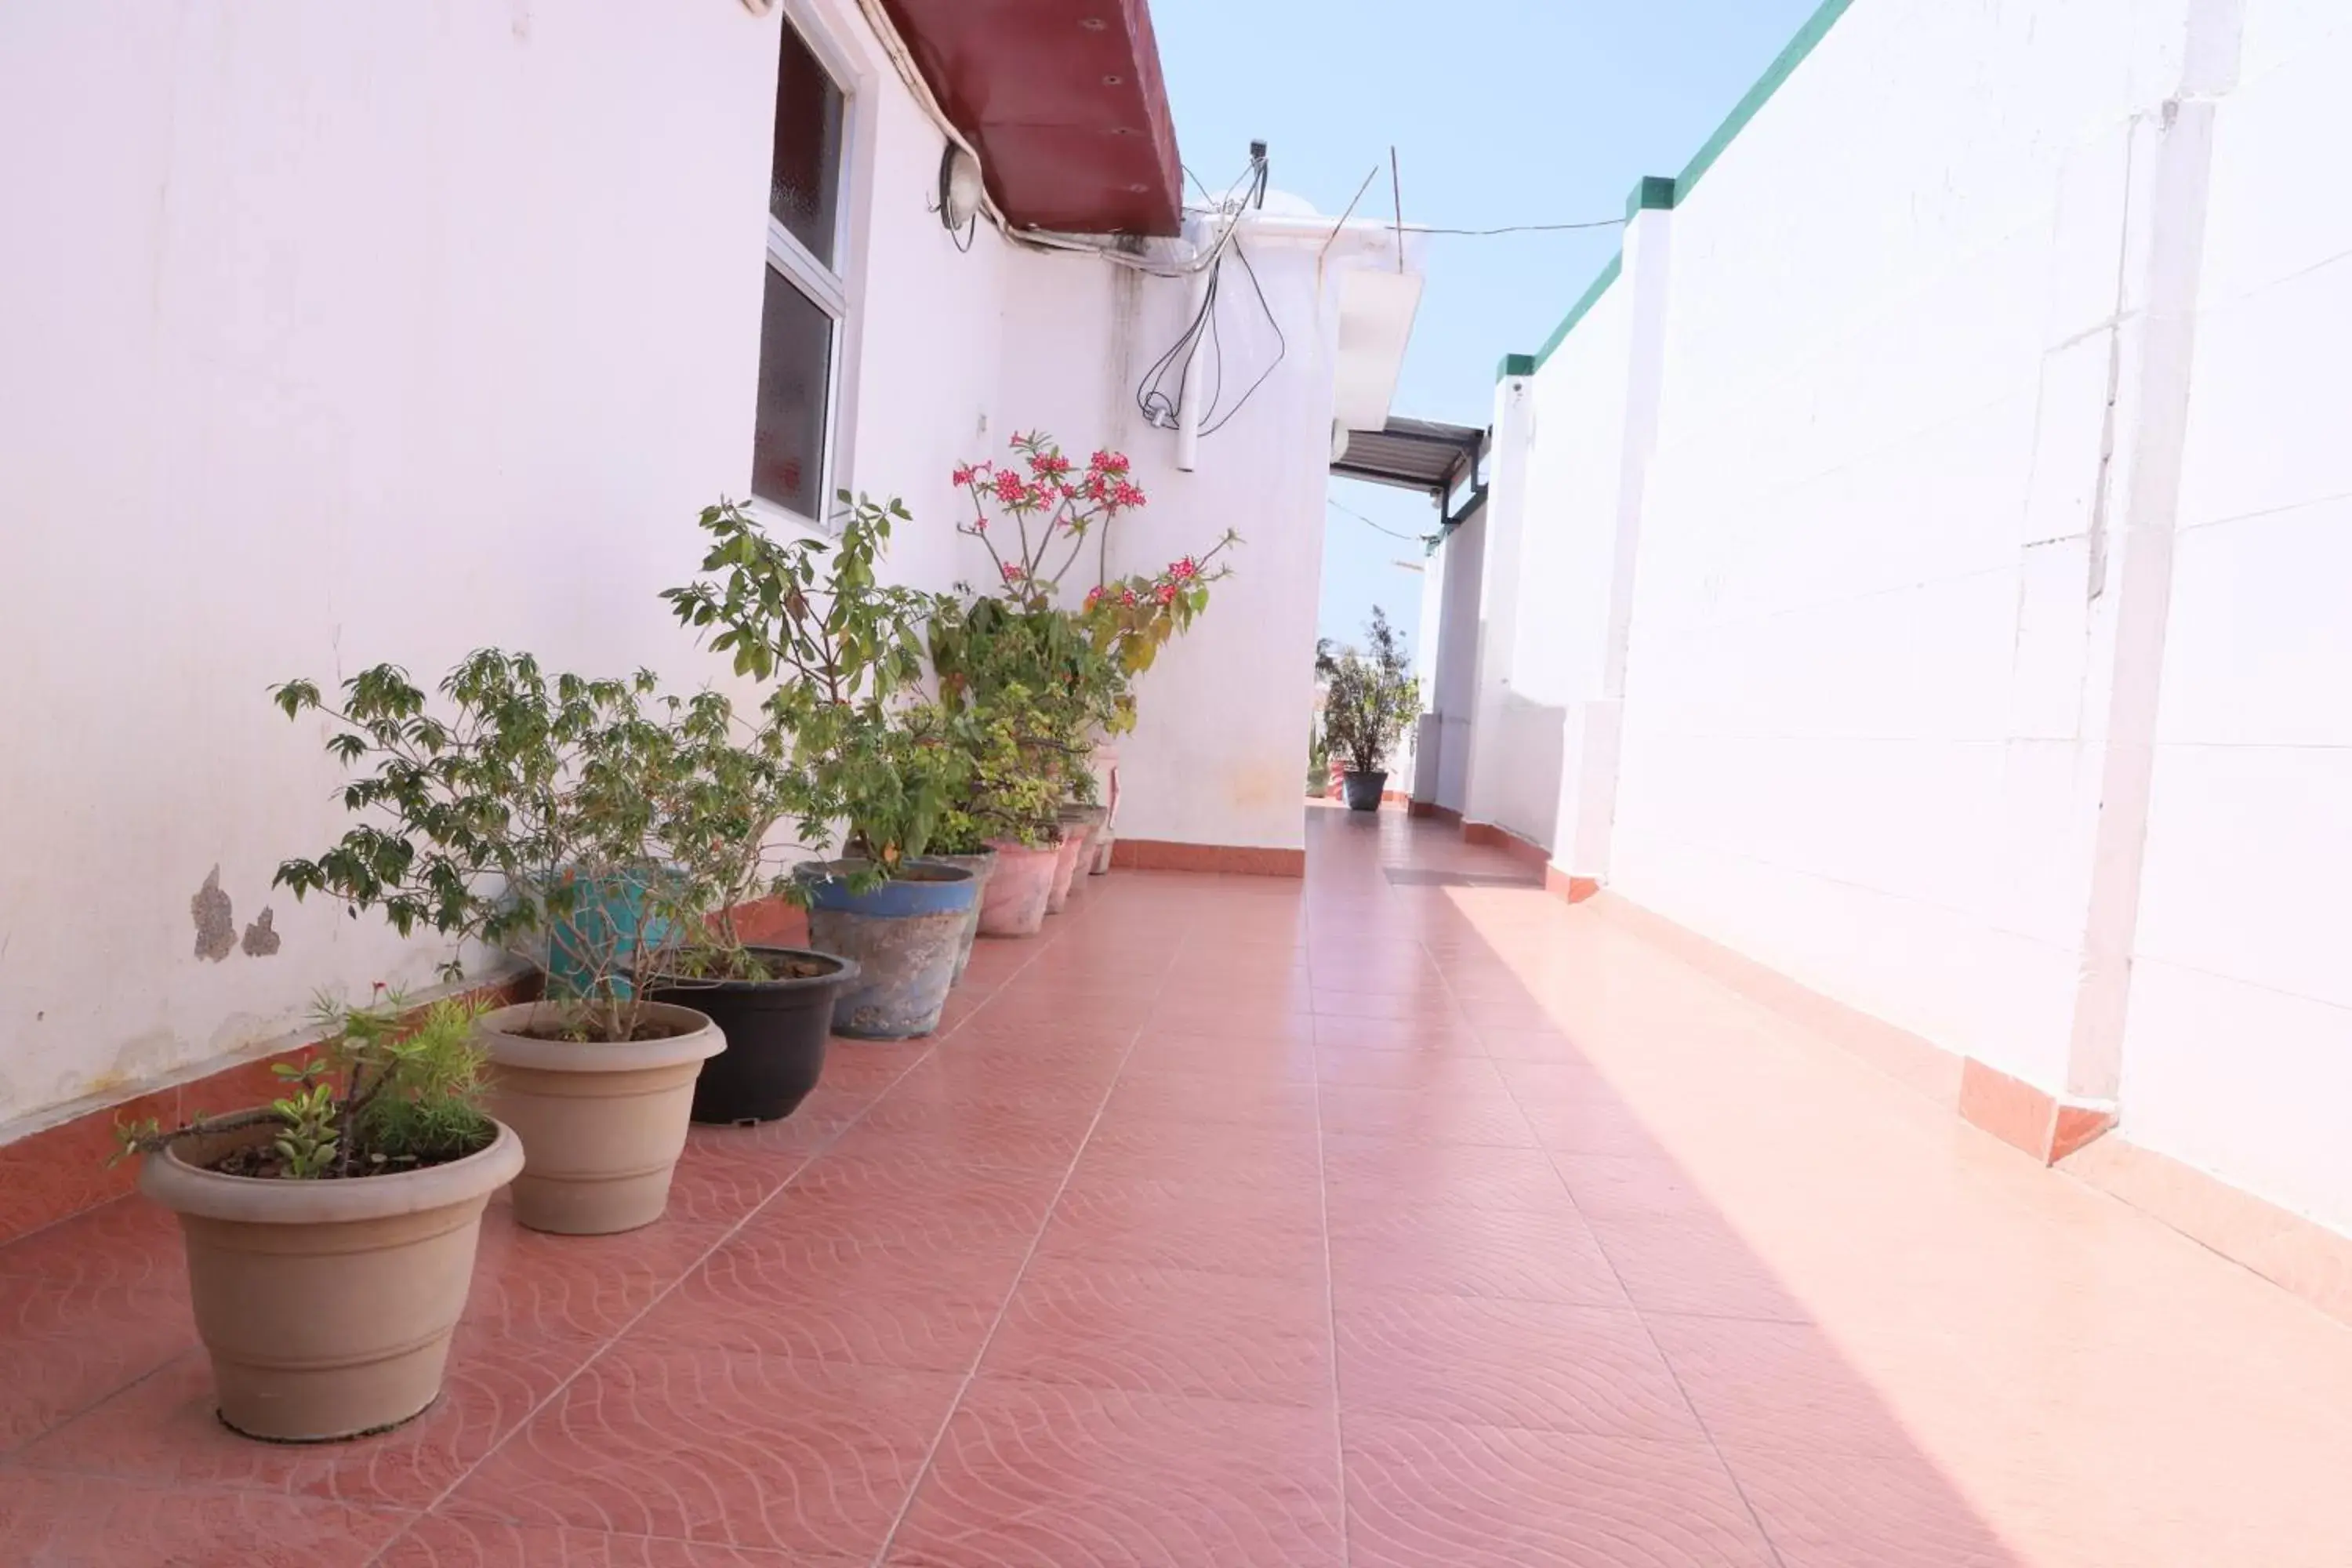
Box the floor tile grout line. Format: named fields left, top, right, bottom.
left=862, top=892, right=1174, bottom=1568
left=1411, top=841, right=1793, bottom=1568
left=1307, top=956, right=1355, bottom=1566
left=357, top=900, right=1093, bottom=1568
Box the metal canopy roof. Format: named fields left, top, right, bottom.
left=1332, top=416, right=1485, bottom=499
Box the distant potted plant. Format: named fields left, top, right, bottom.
left=270, top=654, right=729, bottom=1235
left=666, top=495, right=977, bottom=1040
left=121, top=993, right=524, bottom=1443
left=1321, top=607, right=1420, bottom=812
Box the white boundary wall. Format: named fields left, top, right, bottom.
left=1442, top=0, right=2352, bottom=1234
left=0, top=0, right=1404, bottom=1133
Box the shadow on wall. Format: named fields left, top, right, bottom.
left=1489, top=691, right=1567, bottom=851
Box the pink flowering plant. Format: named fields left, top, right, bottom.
left=953, top=431, right=1240, bottom=679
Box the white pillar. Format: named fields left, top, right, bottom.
left=2056, top=7, right=2241, bottom=1109
left=1560, top=180, right=1677, bottom=885
left=1458, top=371, right=1533, bottom=833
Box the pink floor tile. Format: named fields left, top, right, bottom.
left=463, top=1213, right=731, bottom=1344
left=0, top=1269, right=193, bottom=1451
left=1327, top=1202, right=1630, bottom=1306
left=1038, top=1171, right=1327, bottom=1281
left=0, top=1468, right=408, bottom=1566
left=1316, top=1083, right=1539, bottom=1147
left=1588, top=1218, right=1814, bottom=1323
left=6, top=811, right=2352, bottom=1566
left=885, top=1380, right=1345, bottom=1568
left=980, top=1254, right=1335, bottom=1407
left=651, top=1246, right=1016, bottom=1374
left=1334, top=1289, right=1703, bottom=1442
left=1319, top=1134, right=1578, bottom=1214
left=441, top=1341, right=961, bottom=1559
left=15, top=1328, right=583, bottom=1510
left=377, top=1515, right=808, bottom=1566
left=1715, top=1441, right=2022, bottom=1568
left=1340, top=1415, right=1776, bottom=1568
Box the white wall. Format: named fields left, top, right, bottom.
left=990, top=216, right=1414, bottom=853
left=0, top=0, right=1389, bottom=1134
left=1461, top=0, right=2352, bottom=1232
left=2118, top=0, right=2352, bottom=1230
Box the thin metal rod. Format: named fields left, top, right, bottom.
left=1319, top=162, right=1382, bottom=270
left=1388, top=146, right=1404, bottom=271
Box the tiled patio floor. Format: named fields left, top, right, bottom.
left=6, top=808, right=2352, bottom=1564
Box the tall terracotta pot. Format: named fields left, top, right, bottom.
left=140, top=1123, right=524, bottom=1442
left=479, top=1001, right=723, bottom=1236
left=1047, top=823, right=1093, bottom=913
left=978, top=840, right=1058, bottom=938
left=1088, top=745, right=1120, bottom=874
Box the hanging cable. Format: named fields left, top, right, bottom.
left=1327, top=498, right=1432, bottom=543
left=1412, top=217, right=1628, bottom=236
left=1134, top=150, right=1268, bottom=431
left=1198, top=234, right=1284, bottom=437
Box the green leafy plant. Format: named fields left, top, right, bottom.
left=1320, top=606, right=1421, bottom=775
left=663, top=495, right=958, bottom=889
left=118, top=993, right=495, bottom=1180
left=270, top=652, right=778, bottom=1040
left=930, top=593, right=1121, bottom=837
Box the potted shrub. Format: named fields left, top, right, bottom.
left=270, top=654, right=730, bottom=1234
left=949, top=430, right=1241, bottom=884
left=1319, top=607, right=1421, bottom=812
left=631, top=690, right=859, bottom=1126
left=666, top=495, right=977, bottom=1040
left=930, top=593, right=1106, bottom=938
left=918, top=691, right=1072, bottom=967
left=121, top=993, right=524, bottom=1443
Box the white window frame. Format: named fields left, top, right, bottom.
left=752, top=2, right=871, bottom=537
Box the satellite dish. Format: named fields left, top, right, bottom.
left=938, top=144, right=984, bottom=234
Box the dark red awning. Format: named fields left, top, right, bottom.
left=878, top=0, right=1183, bottom=237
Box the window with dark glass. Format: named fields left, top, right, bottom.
left=752, top=20, right=848, bottom=523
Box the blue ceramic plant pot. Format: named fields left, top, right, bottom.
left=797, top=860, right=978, bottom=1039
left=542, top=866, right=681, bottom=1001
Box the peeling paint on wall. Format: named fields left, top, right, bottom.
left=191, top=867, right=235, bottom=962
left=241, top=908, right=281, bottom=957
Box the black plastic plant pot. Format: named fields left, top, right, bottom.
left=1343, top=770, right=1388, bottom=812
left=644, top=947, right=859, bottom=1125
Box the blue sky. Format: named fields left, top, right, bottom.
left=1154, top=0, right=1824, bottom=658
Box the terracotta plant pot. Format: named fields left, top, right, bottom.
left=977, top=840, right=1058, bottom=938
left=1088, top=745, right=1120, bottom=875
left=643, top=948, right=858, bottom=1126
left=478, top=1000, right=723, bottom=1235
left=1048, top=805, right=1105, bottom=913
left=1047, top=826, right=1091, bottom=913
left=139, top=1122, right=524, bottom=1442
left=799, top=859, right=978, bottom=1039
left=924, top=848, right=999, bottom=983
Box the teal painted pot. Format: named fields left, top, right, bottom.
left=542, top=866, right=680, bottom=1001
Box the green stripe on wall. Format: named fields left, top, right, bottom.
left=1675, top=0, right=1858, bottom=199
left=1493, top=0, right=1860, bottom=382
left=1530, top=252, right=1621, bottom=371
